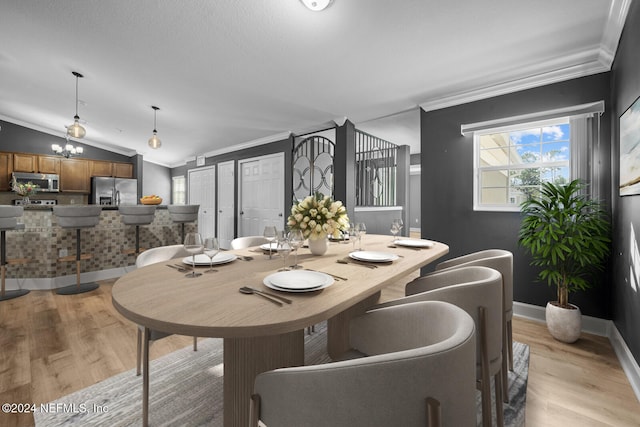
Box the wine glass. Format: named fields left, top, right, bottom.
left=203, top=237, right=219, bottom=273
left=349, top=222, right=360, bottom=251
left=390, top=219, right=403, bottom=242
left=356, top=222, right=366, bottom=250
left=277, top=237, right=292, bottom=271
left=183, top=232, right=204, bottom=278
left=263, top=225, right=277, bottom=259
left=288, top=229, right=304, bottom=269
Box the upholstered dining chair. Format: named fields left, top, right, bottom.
left=377, top=266, right=504, bottom=427
left=135, top=245, right=198, bottom=376
left=432, top=249, right=513, bottom=401
left=230, top=235, right=269, bottom=249
left=251, top=300, right=477, bottom=427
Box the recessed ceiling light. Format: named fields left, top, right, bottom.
left=300, top=0, right=333, bottom=12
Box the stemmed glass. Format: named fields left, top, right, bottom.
left=349, top=222, right=360, bottom=251
left=390, top=219, right=403, bottom=242
left=356, top=222, right=366, bottom=250
left=277, top=237, right=292, bottom=271
left=203, top=237, right=219, bottom=273
left=263, top=226, right=277, bottom=259
left=288, top=229, right=304, bottom=269
left=183, top=232, right=204, bottom=278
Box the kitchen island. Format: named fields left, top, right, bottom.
left=3, top=205, right=197, bottom=291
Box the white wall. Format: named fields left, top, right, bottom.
left=142, top=161, right=171, bottom=202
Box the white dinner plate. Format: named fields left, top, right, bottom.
left=182, top=252, right=237, bottom=266
left=260, top=242, right=279, bottom=251
left=393, top=239, right=435, bottom=248
left=263, top=270, right=334, bottom=293
left=349, top=251, right=399, bottom=263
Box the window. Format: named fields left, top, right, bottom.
left=172, top=175, right=186, bottom=205
left=474, top=118, right=570, bottom=210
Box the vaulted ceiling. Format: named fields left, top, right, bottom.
left=0, top=0, right=630, bottom=167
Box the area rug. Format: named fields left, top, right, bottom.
left=35, top=322, right=529, bottom=426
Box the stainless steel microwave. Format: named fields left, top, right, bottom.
left=12, top=172, right=60, bottom=192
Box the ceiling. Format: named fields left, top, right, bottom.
left=0, top=0, right=629, bottom=167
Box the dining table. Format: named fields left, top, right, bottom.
left=111, top=233, right=449, bottom=427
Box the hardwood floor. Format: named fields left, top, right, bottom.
left=1, top=278, right=639, bottom=427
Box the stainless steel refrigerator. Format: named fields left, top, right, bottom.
left=91, top=177, right=138, bottom=205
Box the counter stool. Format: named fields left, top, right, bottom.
left=53, top=206, right=103, bottom=295
left=0, top=206, right=30, bottom=301
left=118, top=205, right=157, bottom=256
left=167, top=205, right=199, bottom=243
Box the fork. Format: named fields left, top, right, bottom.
left=337, top=258, right=377, bottom=269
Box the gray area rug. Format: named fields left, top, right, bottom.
left=35, top=322, right=529, bottom=426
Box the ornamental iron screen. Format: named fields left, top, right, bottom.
left=292, top=135, right=335, bottom=200
left=355, top=130, right=398, bottom=207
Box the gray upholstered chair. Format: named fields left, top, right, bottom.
left=378, top=266, right=504, bottom=427
left=167, top=204, right=199, bottom=243
left=432, top=249, right=514, bottom=401
left=251, top=301, right=477, bottom=427
left=53, top=205, right=103, bottom=295
left=230, top=235, right=268, bottom=249
left=118, top=205, right=156, bottom=256
left=0, top=206, right=29, bottom=301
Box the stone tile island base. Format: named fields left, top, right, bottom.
left=2, top=207, right=197, bottom=291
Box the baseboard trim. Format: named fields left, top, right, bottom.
left=3, top=266, right=135, bottom=291
left=513, top=301, right=640, bottom=402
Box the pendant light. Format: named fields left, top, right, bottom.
left=300, top=0, right=333, bottom=11
left=67, top=71, right=86, bottom=139
left=148, top=106, right=161, bottom=149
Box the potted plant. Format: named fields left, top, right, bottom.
left=518, top=179, right=610, bottom=343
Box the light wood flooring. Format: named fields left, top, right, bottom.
left=1, top=277, right=640, bottom=427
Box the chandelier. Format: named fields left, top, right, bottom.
left=52, top=136, right=84, bottom=158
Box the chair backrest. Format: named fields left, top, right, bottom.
left=435, top=249, right=513, bottom=315
left=167, top=205, right=199, bottom=223
left=381, top=266, right=503, bottom=376
left=118, top=205, right=156, bottom=225
left=230, top=235, right=268, bottom=249
left=0, top=206, right=23, bottom=230
left=53, top=205, right=102, bottom=229
left=135, top=244, right=191, bottom=268
left=252, top=301, right=476, bottom=427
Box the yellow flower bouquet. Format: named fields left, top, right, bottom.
left=11, top=175, right=38, bottom=197
left=287, top=192, right=349, bottom=240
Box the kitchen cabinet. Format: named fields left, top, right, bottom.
left=113, top=162, right=133, bottom=178
left=0, top=152, right=12, bottom=191
left=37, top=156, right=61, bottom=174
left=13, top=153, right=37, bottom=173
left=60, top=158, right=90, bottom=193
left=90, top=160, right=113, bottom=177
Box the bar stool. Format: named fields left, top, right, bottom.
left=118, top=205, right=156, bottom=256
left=167, top=205, right=199, bottom=243
left=53, top=205, right=103, bottom=295
left=0, top=206, right=30, bottom=301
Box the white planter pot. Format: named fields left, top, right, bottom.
left=308, top=237, right=328, bottom=256
left=545, top=301, right=582, bottom=343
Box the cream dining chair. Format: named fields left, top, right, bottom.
left=377, top=266, right=504, bottom=427
left=230, top=235, right=269, bottom=249
left=251, top=300, right=477, bottom=427
left=134, top=244, right=200, bottom=427
left=432, top=249, right=514, bottom=401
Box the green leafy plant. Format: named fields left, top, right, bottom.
left=518, top=179, right=610, bottom=308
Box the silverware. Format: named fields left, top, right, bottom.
left=305, top=268, right=348, bottom=281
left=241, top=286, right=293, bottom=304
left=337, top=258, right=377, bottom=269
left=238, top=255, right=254, bottom=261
left=239, top=287, right=283, bottom=306
left=175, top=263, right=192, bottom=270
left=166, top=264, right=188, bottom=272
left=388, top=244, right=420, bottom=251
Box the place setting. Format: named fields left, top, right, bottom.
left=387, top=219, right=435, bottom=249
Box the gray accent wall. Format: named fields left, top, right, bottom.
left=142, top=161, right=172, bottom=202
left=611, top=0, right=640, bottom=375
left=421, top=72, right=612, bottom=319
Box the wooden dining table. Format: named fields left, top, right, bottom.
left=111, top=234, right=449, bottom=427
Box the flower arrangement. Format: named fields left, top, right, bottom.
left=287, top=192, right=349, bottom=240
left=11, top=175, right=38, bottom=197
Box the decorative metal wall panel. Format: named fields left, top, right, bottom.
left=355, top=130, right=398, bottom=207
left=292, top=135, right=335, bottom=200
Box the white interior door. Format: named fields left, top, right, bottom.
left=188, top=166, right=216, bottom=238
left=217, top=161, right=235, bottom=249
left=239, top=153, right=284, bottom=237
